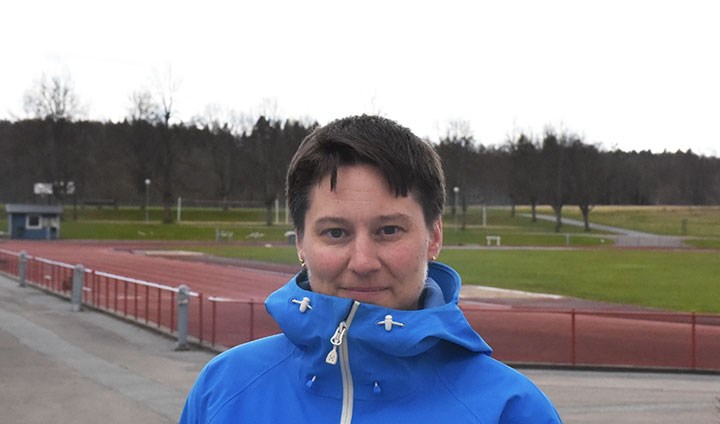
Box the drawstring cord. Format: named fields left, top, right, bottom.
left=291, top=297, right=313, bottom=313
left=306, top=375, right=317, bottom=389
left=376, top=314, right=405, bottom=331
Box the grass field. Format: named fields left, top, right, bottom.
left=174, top=244, right=720, bottom=313
left=1, top=205, right=614, bottom=247
left=59, top=220, right=295, bottom=241
left=2, top=204, right=718, bottom=312
left=443, top=248, right=720, bottom=313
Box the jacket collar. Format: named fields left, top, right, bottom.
left=264, top=262, right=492, bottom=399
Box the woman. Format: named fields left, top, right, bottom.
left=181, top=115, right=561, bottom=423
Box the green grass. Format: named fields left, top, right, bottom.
left=179, top=244, right=719, bottom=313
left=440, top=249, right=720, bottom=313
left=3, top=205, right=615, bottom=247
left=60, top=220, right=293, bottom=241
left=8, top=204, right=715, bottom=246
left=178, top=245, right=300, bottom=264
left=68, top=206, right=271, bottom=222
left=684, top=237, right=720, bottom=249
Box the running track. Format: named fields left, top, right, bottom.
left=3, top=240, right=719, bottom=371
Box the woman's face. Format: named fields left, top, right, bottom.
left=297, top=164, right=442, bottom=310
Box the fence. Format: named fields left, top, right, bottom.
left=460, top=304, right=720, bottom=370
left=1, top=248, right=719, bottom=371
left=0, top=248, right=278, bottom=351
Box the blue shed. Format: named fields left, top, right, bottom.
left=5, top=204, right=63, bottom=240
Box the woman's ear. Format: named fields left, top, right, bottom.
left=428, top=219, right=443, bottom=260
left=295, top=230, right=304, bottom=265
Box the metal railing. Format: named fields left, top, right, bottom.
left=459, top=304, right=720, bottom=371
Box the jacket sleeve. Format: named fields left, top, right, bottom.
left=499, top=390, right=563, bottom=423
left=179, top=366, right=210, bottom=424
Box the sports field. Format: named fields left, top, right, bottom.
left=1, top=205, right=718, bottom=370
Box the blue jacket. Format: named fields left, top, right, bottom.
left=181, top=262, right=561, bottom=423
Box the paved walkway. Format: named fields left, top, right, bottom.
left=0, top=274, right=214, bottom=424
left=1, top=273, right=718, bottom=423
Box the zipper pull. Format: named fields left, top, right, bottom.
left=325, top=321, right=348, bottom=365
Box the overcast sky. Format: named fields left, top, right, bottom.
left=2, top=0, right=718, bottom=156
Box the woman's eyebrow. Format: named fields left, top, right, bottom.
left=311, top=214, right=413, bottom=228
left=312, top=216, right=351, bottom=227
left=376, top=213, right=412, bottom=222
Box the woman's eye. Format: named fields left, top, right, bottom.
left=380, top=226, right=400, bottom=236
left=327, top=228, right=345, bottom=239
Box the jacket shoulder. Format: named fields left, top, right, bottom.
left=434, top=345, right=561, bottom=423
left=206, top=334, right=293, bottom=379
left=181, top=334, right=295, bottom=423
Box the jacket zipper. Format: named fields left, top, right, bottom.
left=325, top=301, right=361, bottom=424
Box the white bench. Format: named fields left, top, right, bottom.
left=215, top=229, right=234, bottom=241
left=486, top=235, right=501, bottom=246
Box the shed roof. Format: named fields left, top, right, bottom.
left=5, top=204, right=64, bottom=214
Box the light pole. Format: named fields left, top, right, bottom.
left=144, top=179, right=151, bottom=222
left=453, top=186, right=459, bottom=230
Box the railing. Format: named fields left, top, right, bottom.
left=0, top=248, right=278, bottom=350
left=459, top=304, right=720, bottom=371
left=1, top=248, right=719, bottom=371
left=85, top=270, right=187, bottom=334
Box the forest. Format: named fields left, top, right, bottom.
left=1, top=74, right=718, bottom=229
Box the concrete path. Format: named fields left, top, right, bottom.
left=2, top=273, right=718, bottom=423
left=527, top=368, right=720, bottom=424
left=0, top=274, right=214, bottom=424
left=526, top=213, right=688, bottom=248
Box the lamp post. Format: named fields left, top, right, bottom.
left=453, top=186, right=459, bottom=230
left=144, top=179, right=151, bottom=222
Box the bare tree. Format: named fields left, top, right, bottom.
left=436, top=119, right=477, bottom=230
left=125, top=90, right=161, bottom=210
left=443, top=119, right=474, bottom=141
left=150, top=67, right=181, bottom=223
left=193, top=105, right=242, bottom=209
left=127, top=90, right=158, bottom=123
left=541, top=129, right=569, bottom=232
left=568, top=140, right=604, bottom=231
left=508, top=133, right=542, bottom=220
left=254, top=97, right=280, bottom=123
left=22, top=72, right=86, bottom=204
left=366, top=93, right=385, bottom=116
left=23, top=73, right=84, bottom=121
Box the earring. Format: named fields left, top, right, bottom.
left=430, top=255, right=437, bottom=262
left=299, top=256, right=306, bottom=268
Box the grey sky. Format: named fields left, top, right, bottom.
left=2, top=0, right=718, bottom=156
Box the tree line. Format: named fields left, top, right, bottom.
left=1, top=74, right=718, bottom=229
left=439, top=129, right=720, bottom=232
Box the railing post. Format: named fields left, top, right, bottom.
left=691, top=312, right=697, bottom=370
left=176, top=284, right=190, bottom=351
left=18, top=251, right=28, bottom=287
left=571, top=309, right=577, bottom=366
left=249, top=300, right=255, bottom=341
left=71, top=265, right=85, bottom=312
left=198, top=293, right=204, bottom=344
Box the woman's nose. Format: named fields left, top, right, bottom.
left=348, top=235, right=381, bottom=274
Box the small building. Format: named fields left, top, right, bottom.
left=5, top=204, right=63, bottom=240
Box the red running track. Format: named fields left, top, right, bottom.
left=2, top=240, right=719, bottom=371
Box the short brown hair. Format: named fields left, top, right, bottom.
left=286, top=115, right=445, bottom=234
